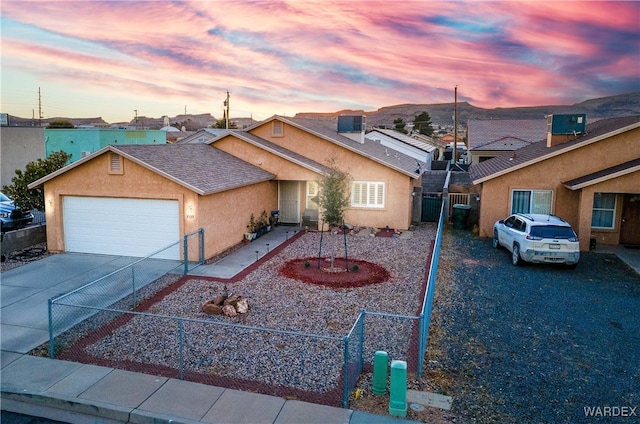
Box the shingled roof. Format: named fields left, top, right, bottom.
left=29, top=144, right=275, bottom=195
left=467, top=119, right=548, bottom=151
left=276, top=116, right=425, bottom=178
left=563, top=158, right=640, bottom=190
left=470, top=116, right=640, bottom=184
left=209, top=132, right=332, bottom=175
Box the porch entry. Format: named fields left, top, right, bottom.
left=621, top=194, right=640, bottom=246
left=279, top=181, right=300, bottom=224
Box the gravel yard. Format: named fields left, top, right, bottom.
left=55, top=224, right=436, bottom=406
left=424, top=229, right=640, bottom=423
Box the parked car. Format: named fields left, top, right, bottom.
left=493, top=213, right=580, bottom=268
left=0, top=192, right=34, bottom=232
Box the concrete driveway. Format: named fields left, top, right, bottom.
left=1, top=253, right=181, bottom=354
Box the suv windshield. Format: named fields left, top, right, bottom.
left=530, top=225, right=575, bottom=239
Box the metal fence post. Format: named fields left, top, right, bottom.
left=179, top=319, right=184, bottom=380
left=418, top=312, right=425, bottom=378
left=132, top=264, right=136, bottom=308
left=359, top=309, right=365, bottom=366
left=199, top=228, right=204, bottom=265
left=342, top=335, right=350, bottom=408
left=48, top=299, right=54, bottom=359
left=183, top=234, right=189, bottom=275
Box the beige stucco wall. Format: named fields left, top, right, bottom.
left=575, top=172, right=638, bottom=248
left=42, top=151, right=276, bottom=261
left=477, top=127, right=640, bottom=250
left=244, top=122, right=417, bottom=230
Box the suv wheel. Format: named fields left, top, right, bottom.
left=492, top=229, right=500, bottom=249
left=512, top=244, right=522, bottom=266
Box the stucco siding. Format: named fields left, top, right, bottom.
left=43, top=153, right=189, bottom=254
left=196, top=180, right=278, bottom=260
left=478, top=128, right=640, bottom=250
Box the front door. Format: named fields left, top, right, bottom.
left=279, top=181, right=300, bottom=224
left=620, top=194, right=640, bottom=245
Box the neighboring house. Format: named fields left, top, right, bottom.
left=470, top=115, right=640, bottom=251
left=365, top=129, right=437, bottom=170
left=29, top=115, right=424, bottom=261
left=412, top=133, right=448, bottom=160
left=176, top=128, right=230, bottom=144
left=44, top=128, right=167, bottom=162
left=1, top=127, right=45, bottom=187
left=466, top=119, right=548, bottom=165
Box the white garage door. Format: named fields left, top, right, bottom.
left=63, top=197, right=180, bottom=260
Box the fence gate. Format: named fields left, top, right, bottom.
left=421, top=193, right=443, bottom=222
left=448, top=193, right=470, bottom=222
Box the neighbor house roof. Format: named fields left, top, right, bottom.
left=467, top=119, right=548, bottom=151
left=470, top=116, right=640, bottom=184
left=562, top=158, right=640, bottom=190
left=252, top=116, right=425, bottom=178
left=366, top=129, right=437, bottom=153
left=209, top=132, right=332, bottom=175
left=28, top=144, right=275, bottom=195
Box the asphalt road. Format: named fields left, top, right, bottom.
left=428, top=229, right=640, bottom=423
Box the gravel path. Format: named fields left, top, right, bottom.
left=427, top=229, right=640, bottom=423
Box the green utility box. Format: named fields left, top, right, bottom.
left=452, top=204, right=471, bottom=230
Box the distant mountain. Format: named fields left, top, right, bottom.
left=4, top=92, right=639, bottom=129
left=295, top=92, right=640, bottom=129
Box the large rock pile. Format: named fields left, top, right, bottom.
left=202, top=290, right=249, bottom=317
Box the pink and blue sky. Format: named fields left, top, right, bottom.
left=1, top=0, right=639, bottom=123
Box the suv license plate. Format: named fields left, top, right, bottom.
left=549, top=244, right=560, bottom=249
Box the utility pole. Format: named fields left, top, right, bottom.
left=134, top=109, right=138, bottom=123
left=38, top=87, right=43, bottom=127
left=454, top=85, right=458, bottom=164
left=224, top=91, right=230, bottom=130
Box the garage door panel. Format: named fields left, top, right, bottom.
left=63, top=197, right=180, bottom=259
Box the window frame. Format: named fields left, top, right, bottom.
left=351, top=181, right=385, bottom=209
left=510, top=189, right=553, bottom=215
left=591, top=193, right=617, bottom=230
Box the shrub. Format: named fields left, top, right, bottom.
left=304, top=261, right=311, bottom=268
left=352, top=264, right=359, bottom=272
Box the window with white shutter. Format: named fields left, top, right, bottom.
left=351, top=181, right=385, bottom=208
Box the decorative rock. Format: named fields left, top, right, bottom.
left=222, top=304, right=237, bottom=317
left=236, top=299, right=249, bottom=314
left=202, top=301, right=223, bottom=315
left=224, top=294, right=241, bottom=307
left=212, top=295, right=225, bottom=306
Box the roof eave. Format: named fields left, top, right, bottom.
left=563, top=164, right=640, bottom=190
left=473, top=122, right=640, bottom=185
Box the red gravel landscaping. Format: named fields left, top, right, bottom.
left=279, top=256, right=391, bottom=289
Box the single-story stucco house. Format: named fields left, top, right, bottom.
left=470, top=115, right=640, bottom=251
left=29, top=115, right=425, bottom=261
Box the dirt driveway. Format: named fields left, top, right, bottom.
left=427, top=229, right=640, bottom=423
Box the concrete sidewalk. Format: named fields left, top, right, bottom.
left=2, top=354, right=416, bottom=424
left=1, top=227, right=420, bottom=423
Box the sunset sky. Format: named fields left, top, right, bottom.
left=1, top=0, right=639, bottom=124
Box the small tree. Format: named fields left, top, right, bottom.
left=393, top=117, right=408, bottom=134
left=413, top=111, right=434, bottom=136
left=46, top=119, right=74, bottom=128
left=317, top=159, right=350, bottom=228
left=213, top=119, right=238, bottom=129
left=2, top=151, right=72, bottom=211
left=317, top=159, right=351, bottom=270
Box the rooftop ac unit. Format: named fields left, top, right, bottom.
left=338, top=115, right=365, bottom=133
left=547, top=114, right=586, bottom=135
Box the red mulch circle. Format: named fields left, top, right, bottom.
left=279, top=257, right=391, bottom=289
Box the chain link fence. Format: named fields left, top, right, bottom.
left=46, top=219, right=446, bottom=408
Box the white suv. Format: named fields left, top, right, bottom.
left=493, top=213, right=580, bottom=268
